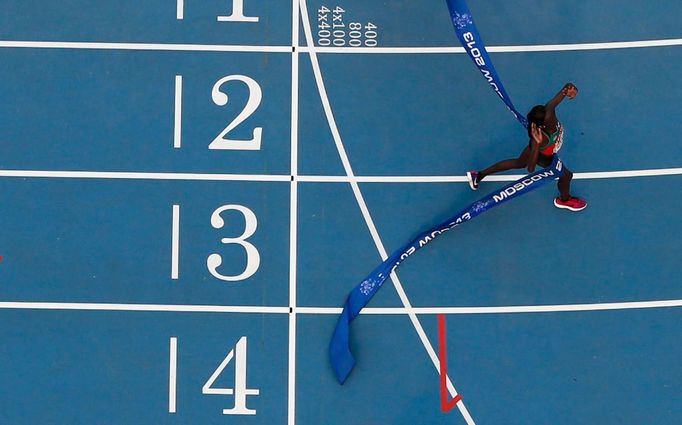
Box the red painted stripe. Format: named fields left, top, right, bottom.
left=438, top=314, right=462, bottom=412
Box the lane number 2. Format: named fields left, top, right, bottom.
left=208, top=75, right=263, bottom=151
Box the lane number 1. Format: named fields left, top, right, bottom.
left=177, top=0, right=259, bottom=22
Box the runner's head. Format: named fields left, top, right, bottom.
left=527, top=105, right=546, bottom=127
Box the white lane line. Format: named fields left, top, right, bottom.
left=169, top=337, right=178, bottom=413
left=1, top=168, right=681, bottom=182
left=0, top=40, right=291, bottom=53
left=171, top=205, right=180, bottom=280
left=0, top=170, right=290, bottom=182
left=573, top=168, right=682, bottom=179
left=1, top=167, right=680, bottom=183
left=3, top=37, right=681, bottom=54
left=296, top=299, right=682, bottom=315
left=298, top=168, right=682, bottom=183
left=288, top=1, right=300, bottom=423
left=299, top=0, right=473, bottom=423
left=298, top=37, right=682, bottom=54
left=0, top=302, right=289, bottom=313
left=2, top=299, right=680, bottom=314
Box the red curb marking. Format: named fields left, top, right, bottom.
left=438, top=314, right=462, bottom=412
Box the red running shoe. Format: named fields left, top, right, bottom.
left=554, top=196, right=587, bottom=212
left=466, top=171, right=480, bottom=190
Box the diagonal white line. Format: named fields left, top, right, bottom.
left=299, top=1, right=474, bottom=423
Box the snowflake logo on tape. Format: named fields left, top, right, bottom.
left=472, top=200, right=488, bottom=213
left=453, top=12, right=473, bottom=30
left=359, top=279, right=375, bottom=296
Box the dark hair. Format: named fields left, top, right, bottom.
left=527, top=105, right=546, bottom=125
left=526, top=105, right=546, bottom=136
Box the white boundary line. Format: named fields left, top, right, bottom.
left=298, top=38, right=682, bottom=54
left=288, top=1, right=300, bottom=423
left=1, top=299, right=680, bottom=314
left=298, top=299, right=682, bottom=315
left=299, top=1, right=473, bottom=423
left=573, top=168, right=682, bottom=179
left=2, top=37, right=681, bottom=54
left=0, top=40, right=291, bottom=53
left=0, top=170, right=290, bottom=182
left=298, top=167, right=682, bottom=183
left=1, top=167, right=680, bottom=183
left=0, top=302, right=289, bottom=313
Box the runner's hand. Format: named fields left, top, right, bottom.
left=563, top=82, right=578, bottom=99
left=531, top=123, right=543, bottom=145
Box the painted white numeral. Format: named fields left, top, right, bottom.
left=207, top=204, right=260, bottom=281
left=217, top=0, right=259, bottom=22
left=203, top=337, right=260, bottom=415
left=209, top=75, right=263, bottom=151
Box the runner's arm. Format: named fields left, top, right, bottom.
left=545, top=83, right=578, bottom=115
